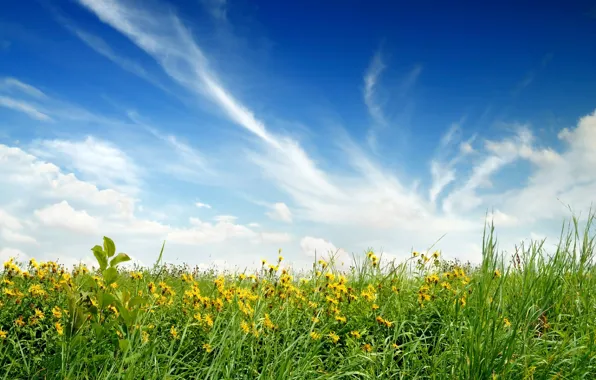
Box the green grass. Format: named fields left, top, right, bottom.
left=0, top=214, right=595, bottom=379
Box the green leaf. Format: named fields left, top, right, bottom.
left=103, top=236, right=116, bottom=258
left=110, top=253, right=131, bottom=268
left=128, top=296, right=147, bottom=309
left=91, top=323, right=104, bottom=338
left=98, top=292, right=117, bottom=308
left=92, top=245, right=108, bottom=271
left=103, top=267, right=118, bottom=285
left=118, top=339, right=130, bottom=353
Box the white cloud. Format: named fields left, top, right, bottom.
left=300, top=236, right=351, bottom=268
left=195, top=202, right=211, bottom=209
left=34, top=201, right=100, bottom=234
left=1, top=77, right=46, bottom=98
left=167, top=216, right=254, bottom=245
left=0, top=95, right=52, bottom=121
left=0, top=247, right=28, bottom=263
left=0, top=142, right=293, bottom=269
left=266, top=202, right=292, bottom=223
left=31, top=136, right=141, bottom=194
left=1, top=229, right=38, bottom=244
left=0, top=209, right=23, bottom=231
left=363, top=51, right=387, bottom=126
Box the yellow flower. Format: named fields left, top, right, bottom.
left=142, top=331, right=149, bottom=343
left=309, top=331, right=321, bottom=340
left=494, top=269, right=501, bottom=278
left=412, top=251, right=419, bottom=257
left=278, top=255, right=284, bottom=262
left=311, top=316, right=320, bottom=323
left=372, top=303, right=380, bottom=310
left=240, top=320, right=250, bottom=334
left=55, top=322, right=64, bottom=336
left=0, top=329, right=7, bottom=340
left=432, top=250, right=440, bottom=259
left=503, top=318, right=511, bottom=328
left=335, top=315, right=347, bottom=323
left=392, top=343, right=399, bottom=349
left=170, top=325, right=178, bottom=339
left=349, top=330, right=361, bottom=339
left=34, top=308, right=45, bottom=320
left=52, top=306, right=62, bottom=319
left=15, top=316, right=25, bottom=327
left=328, top=331, right=340, bottom=344
left=460, top=296, right=466, bottom=307
left=264, top=313, right=277, bottom=330
left=362, top=343, right=373, bottom=352
left=204, top=314, right=214, bottom=328
left=28, top=284, right=47, bottom=297
left=203, top=343, right=213, bottom=353
left=110, top=282, right=119, bottom=289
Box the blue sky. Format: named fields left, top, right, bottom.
left=1, top=0, right=595, bottom=270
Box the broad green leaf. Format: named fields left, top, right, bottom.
left=92, top=245, right=108, bottom=271
left=118, top=339, right=130, bottom=353
left=128, top=296, right=147, bottom=309
left=98, top=292, right=117, bottom=308
left=117, top=304, right=132, bottom=325
left=103, top=236, right=116, bottom=258
left=103, top=267, right=118, bottom=285
left=110, top=252, right=131, bottom=268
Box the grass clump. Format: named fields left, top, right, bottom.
left=1, top=214, right=595, bottom=379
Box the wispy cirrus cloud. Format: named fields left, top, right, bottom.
left=363, top=50, right=387, bottom=127
left=1, top=77, right=46, bottom=98
left=0, top=95, right=52, bottom=121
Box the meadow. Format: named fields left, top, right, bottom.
left=0, top=216, right=595, bottom=379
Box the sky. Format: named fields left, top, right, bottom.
left=1, top=0, right=596, bottom=271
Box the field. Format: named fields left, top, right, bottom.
left=1, top=217, right=595, bottom=379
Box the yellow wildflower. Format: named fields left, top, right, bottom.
left=203, top=343, right=213, bottom=353
left=15, top=316, right=25, bottom=327
left=503, top=318, right=511, bottom=328
left=310, top=331, right=321, bottom=340
left=264, top=313, right=276, bottom=330
left=328, top=331, right=340, bottom=344
left=34, top=308, right=45, bottom=320
left=335, top=315, right=347, bottom=323
left=350, top=330, right=361, bottom=339
left=170, top=325, right=178, bottom=339
left=0, top=329, right=7, bottom=340
left=142, top=331, right=149, bottom=343
left=362, top=343, right=373, bottom=352
left=240, top=320, right=250, bottom=334
left=52, top=306, right=62, bottom=319
left=204, top=314, right=214, bottom=328
left=55, top=322, right=64, bottom=336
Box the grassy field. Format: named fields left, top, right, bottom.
left=1, top=216, right=595, bottom=379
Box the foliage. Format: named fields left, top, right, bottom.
left=1, top=216, right=595, bottom=379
